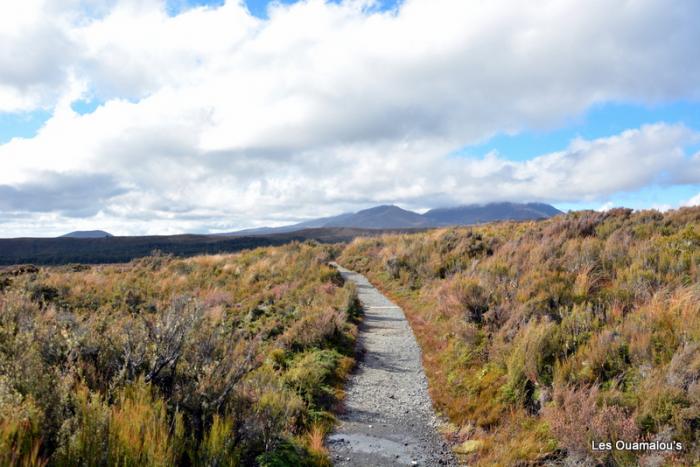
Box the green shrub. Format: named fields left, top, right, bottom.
left=284, top=350, right=341, bottom=407
left=54, top=385, right=109, bottom=466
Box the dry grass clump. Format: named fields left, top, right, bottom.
left=340, top=207, right=700, bottom=465
left=0, top=241, right=358, bottom=466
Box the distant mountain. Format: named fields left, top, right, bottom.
left=423, top=202, right=562, bottom=226
left=221, top=202, right=562, bottom=236
left=61, top=230, right=113, bottom=239
left=2, top=203, right=562, bottom=265
left=325, top=205, right=429, bottom=229
left=219, top=212, right=357, bottom=236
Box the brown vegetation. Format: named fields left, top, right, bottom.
left=339, top=207, right=700, bottom=465
left=4, top=207, right=700, bottom=466
left=0, top=242, right=359, bottom=466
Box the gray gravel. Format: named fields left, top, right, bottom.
left=328, top=264, right=457, bottom=466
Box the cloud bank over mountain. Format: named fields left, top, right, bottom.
left=1, top=0, right=699, bottom=236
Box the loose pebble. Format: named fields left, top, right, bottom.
left=327, top=266, right=457, bottom=466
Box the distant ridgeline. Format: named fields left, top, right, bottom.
left=0, top=230, right=366, bottom=266
left=0, top=202, right=561, bottom=265
left=61, top=230, right=114, bottom=238
left=221, top=202, right=562, bottom=236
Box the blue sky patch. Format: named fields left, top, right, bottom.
left=0, top=110, right=52, bottom=144
left=557, top=184, right=700, bottom=212
left=71, top=99, right=101, bottom=116
left=167, top=0, right=402, bottom=18
left=458, top=101, right=700, bottom=161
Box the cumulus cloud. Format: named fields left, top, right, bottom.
left=0, top=0, right=699, bottom=235
left=683, top=193, right=700, bottom=208
left=0, top=172, right=126, bottom=216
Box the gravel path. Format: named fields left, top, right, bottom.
left=328, top=264, right=457, bottom=466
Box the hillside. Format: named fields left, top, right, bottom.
left=339, top=207, right=700, bottom=465
left=223, top=202, right=561, bottom=235
left=324, top=205, right=429, bottom=229
left=423, top=202, right=561, bottom=225
left=0, top=242, right=360, bottom=465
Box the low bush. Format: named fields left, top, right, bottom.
left=0, top=242, right=359, bottom=465
left=339, top=207, right=700, bottom=465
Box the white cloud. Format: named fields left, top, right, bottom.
left=650, top=203, right=673, bottom=212
left=682, top=193, right=700, bottom=208
left=0, top=0, right=699, bottom=236
left=597, top=202, right=615, bottom=212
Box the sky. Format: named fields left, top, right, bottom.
left=1, top=0, right=699, bottom=237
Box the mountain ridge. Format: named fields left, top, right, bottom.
left=219, top=202, right=562, bottom=236
left=52, top=203, right=562, bottom=240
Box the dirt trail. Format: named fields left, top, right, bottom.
left=328, top=264, right=457, bottom=466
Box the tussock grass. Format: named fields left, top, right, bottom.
left=340, top=207, right=700, bottom=465
left=0, top=241, right=357, bottom=466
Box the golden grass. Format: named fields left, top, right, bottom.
left=339, top=207, right=700, bottom=465
left=0, top=241, right=358, bottom=466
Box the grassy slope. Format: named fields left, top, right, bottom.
left=0, top=242, right=360, bottom=466
left=339, top=208, right=700, bottom=466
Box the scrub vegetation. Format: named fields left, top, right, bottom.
left=0, top=242, right=360, bottom=466
left=3, top=207, right=700, bottom=466
left=339, top=207, right=700, bottom=466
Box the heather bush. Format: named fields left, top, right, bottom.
left=543, top=385, right=638, bottom=465
left=54, top=384, right=109, bottom=466
left=0, top=242, right=359, bottom=465
left=339, top=207, right=700, bottom=465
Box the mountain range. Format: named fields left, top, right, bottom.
left=221, top=202, right=562, bottom=236
left=5, top=202, right=561, bottom=265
